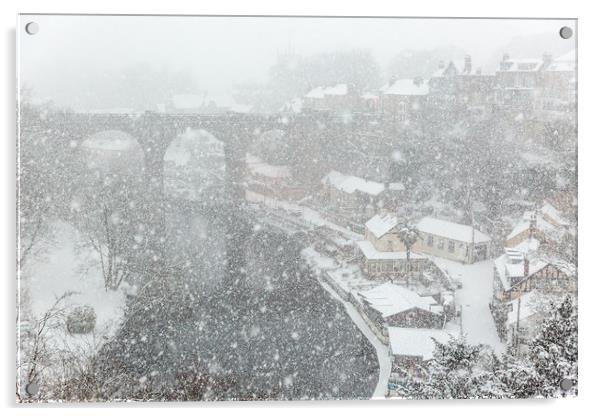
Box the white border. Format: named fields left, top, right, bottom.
left=2, top=1, right=600, bottom=415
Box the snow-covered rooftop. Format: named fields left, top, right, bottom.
left=387, top=182, right=405, bottom=191
left=356, top=240, right=424, bottom=261
left=506, top=209, right=563, bottom=242
left=246, top=154, right=291, bottom=178
left=499, top=59, right=544, bottom=73
left=359, top=282, right=438, bottom=318
left=321, top=170, right=385, bottom=196
left=388, top=327, right=454, bottom=360
left=365, top=214, right=399, bottom=239
left=280, top=97, right=303, bottom=113
left=509, top=238, right=540, bottom=255
left=384, top=79, right=429, bottom=96
left=305, top=87, right=325, bottom=99
left=361, top=92, right=379, bottom=100
left=323, top=84, right=348, bottom=96
left=547, top=50, right=576, bottom=72
left=507, top=290, right=540, bottom=326
left=430, top=59, right=487, bottom=78
left=416, top=217, right=491, bottom=244
left=494, top=250, right=549, bottom=291
left=541, top=201, right=570, bottom=227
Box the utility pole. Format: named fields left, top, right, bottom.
left=514, top=292, right=522, bottom=353
left=467, top=185, right=475, bottom=263
left=459, top=304, right=464, bottom=335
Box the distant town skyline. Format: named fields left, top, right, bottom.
left=19, top=15, right=575, bottom=109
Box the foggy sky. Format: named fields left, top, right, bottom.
left=18, top=15, right=575, bottom=110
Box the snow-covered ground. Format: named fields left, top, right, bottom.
left=429, top=256, right=506, bottom=355
left=246, top=190, right=362, bottom=240
left=297, top=210, right=507, bottom=398
left=19, top=221, right=127, bottom=384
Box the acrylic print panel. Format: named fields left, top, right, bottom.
left=16, top=14, right=577, bottom=402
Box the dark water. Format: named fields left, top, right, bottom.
left=91, top=208, right=378, bottom=401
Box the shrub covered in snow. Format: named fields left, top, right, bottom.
left=66, top=305, right=97, bottom=334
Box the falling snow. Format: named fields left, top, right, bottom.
left=17, top=16, right=577, bottom=402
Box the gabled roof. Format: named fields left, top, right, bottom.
left=389, top=327, right=454, bottom=360
left=356, top=240, right=424, bottom=261
left=279, top=97, right=303, bottom=114
left=365, top=214, right=399, bottom=239
left=359, top=282, right=438, bottom=318
left=506, top=209, right=565, bottom=242
left=494, top=250, right=549, bottom=291
left=321, top=170, right=385, bottom=196
left=547, top=50, right=576, bottom=72
left=321, top=170, right=346, bottom=187
left=323, top=84, right=348, bottom=96
left=541, top=201, right=570, bottom=227
left=384, top=79, right=429, bottom=96
left=305, top=87, right=325, bottom=99
left=416, top=217, right=491, bottom=244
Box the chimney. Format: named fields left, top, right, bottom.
left=500, top=53, right=511, bottom=71
left=464, top=55, right=472, bottom=74
left=523, top=257, right=530, bottom=277
left=542, top=53, right=553, bottom=69
left=413, top=76, right=423, bottom=86
left=438, top=60, right=445, bottom=69
left=528, top=212, right=537, bottom=239
left=389, top=76, right=398, bottom=87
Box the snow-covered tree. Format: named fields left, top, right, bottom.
left=75, top=174, right=145, bottom=290
left=408, top=297, right=578, bottom=399
left=398, top=222, right=420, bottom=262
left=528, top=295, right=578, bottom=397
left=405, top=337, right=507, bottom=399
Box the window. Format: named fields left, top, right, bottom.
left=427, top=235, right=434, bottom=247
left=437, top=239, right=445, bottom=250
left=448, top=241, right=455, bottom=253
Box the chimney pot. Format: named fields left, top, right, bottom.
left=464, top=55, right=472, bottom=74
left=542, top=53, right=553, bottom=68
